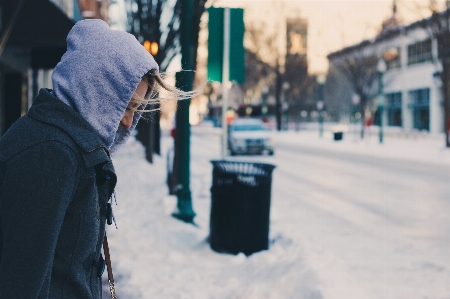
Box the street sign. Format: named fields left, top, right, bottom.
left=207, top=7, right=245, bottom=83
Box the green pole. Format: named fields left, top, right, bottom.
left=318, top=83, right=324, bottom=138
left=172, top=0, right=196, bottom=223
left=377, top=59, right=386, bottom=144
left=378, top=71, right=384, bottom=144
left=282, top=83, right=290, bottom=130
left=261, top=88, right=268, bottom=117
left=316, top=75, right=326, bottom=138
left=173, top=72, right=195, bottom=223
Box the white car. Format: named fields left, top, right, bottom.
left=228, top=118, right=274, bottom=155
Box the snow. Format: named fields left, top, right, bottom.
left=104, top=127, right=450, bottom=299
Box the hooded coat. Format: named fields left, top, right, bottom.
left=0, top=20, right=158, bottom=298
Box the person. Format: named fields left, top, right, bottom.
left=0, top=19, right=194, bottom=298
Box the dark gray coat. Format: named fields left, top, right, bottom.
left=0, top=89, right=117, bottom=298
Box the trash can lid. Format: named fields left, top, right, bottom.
left=211, top=160, right=276, bottom=176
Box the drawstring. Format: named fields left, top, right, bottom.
left=103, top=234, right=117, bottom=299
left=112, top=190, right=118, bottom=206
left=110, top=190, right=118, bottom=229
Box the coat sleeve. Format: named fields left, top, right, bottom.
left=0, top=144, right=79, bottom=298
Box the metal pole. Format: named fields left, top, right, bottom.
left=316, top=75, right=325, bottom=138
left=282, top=82, right=290, bottom=130
left=441, top=6, right=450, bottom=148
left=172, top=0, right=196, bottom=223
left=275, top=65, right=282, bottom=131
left=221, top=7, right=230, bottom=159
left=378, top=71, right=384, bottom=143
left=318, top=83, right=324, bottom=138
left=261, top=88, right=268, bottom=117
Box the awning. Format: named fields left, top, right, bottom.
left=0, top=0, right=75, bottom=68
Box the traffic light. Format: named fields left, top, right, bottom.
left=143, top=40, right=158, bottom=56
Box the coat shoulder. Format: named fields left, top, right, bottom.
left=0, top=115, right=82, bottom=166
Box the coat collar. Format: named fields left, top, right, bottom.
left=27, top=89, right=113, bottom=168
left=28, top=89, right=108, bottom=154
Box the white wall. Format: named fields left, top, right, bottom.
left=382, top=26, right=443, bottom=134
left=330, top=25, right=445, bottom=134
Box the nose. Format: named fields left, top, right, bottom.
left=120, top=110, right=134, bottom=129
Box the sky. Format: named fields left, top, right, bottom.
left=108, top=0, right=447, bottom=75
left=210, top=0, right=448, bottom=74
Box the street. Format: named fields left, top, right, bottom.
left=4, top=1, right=450, bottom=298
left=190, top=127, right=450, bottom=299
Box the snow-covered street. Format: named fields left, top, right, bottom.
left=105, top=127, right=450, bottom=299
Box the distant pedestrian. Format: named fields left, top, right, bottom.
left=0, top=19, right=194, bottom=298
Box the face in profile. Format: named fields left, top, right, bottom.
left=120, top=79, right=148, bottom=129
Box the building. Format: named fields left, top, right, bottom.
left=284, top=18, right=310, bottom=122
left=326, top=7, right=447, bottom=135
left=0, top=0, right=76, bottom=136
left=0, top=0, right=110, bottom=137
left=285, top=18, right=307, bottom=66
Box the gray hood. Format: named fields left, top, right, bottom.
left=52, top=19, right=159, bottom=153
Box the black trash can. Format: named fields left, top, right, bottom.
left=334, top=131, right=343, bottom=141
left=209, top=160, right=276, bottom=256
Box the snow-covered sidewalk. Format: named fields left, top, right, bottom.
left=105, top=135, right=320, bottom=298
left=104, top=128, right=449, bottom=298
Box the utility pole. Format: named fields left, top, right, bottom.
left=221, top=7, right=230, bottom=159
left=316, top=75, right=326, bottom=138
left=444, top=4, right=450, bottom=147
left=172, top=0, right=196, bottom=223
left=428, top=1, right=450, bottom=147
left=275, top=62, right=282, bottom=131
left=377, top=59, right=386, bottom=144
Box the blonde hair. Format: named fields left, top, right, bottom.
left=129, top=69, right=202, bottom=113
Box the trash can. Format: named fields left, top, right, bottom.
left=209, top=160, right=276, bottom=256
left=333, top=131, right=343, bottom=141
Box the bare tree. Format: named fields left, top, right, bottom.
left=243, top=22, right=278, bottom=97
left=125, top=0, right=207, bottom=163
left=127, top=0, right=206, bottom=70
left=244, top=19, right=282, bottom=128
left=421, top=3, right=450, bottom=147
left=329, top=48, right=379, bottom=139
left=243, top=3, right=309, bottom=130
left=283, top=51, right=312, bottom=123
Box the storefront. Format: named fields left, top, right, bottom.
left=0, top=0, right=74, bottom=135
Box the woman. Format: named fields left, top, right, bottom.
left=0, top=19, right=191, bottom=298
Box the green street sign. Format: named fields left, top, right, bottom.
left=207, top=7, right=245, bottom=83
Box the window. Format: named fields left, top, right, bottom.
left=408, top=39, right=432, bottom=65
left=436, top=38, right=450, bottom=61
left=385, top=92, right=402, bottom=126
left=384, top=47, right=401, bottom=69
left=409, top=88, right=429, bottom=107
left=408, top=88, right=430, bottom=131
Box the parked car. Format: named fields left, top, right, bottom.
left=228, top=118, right=274, bottom=155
